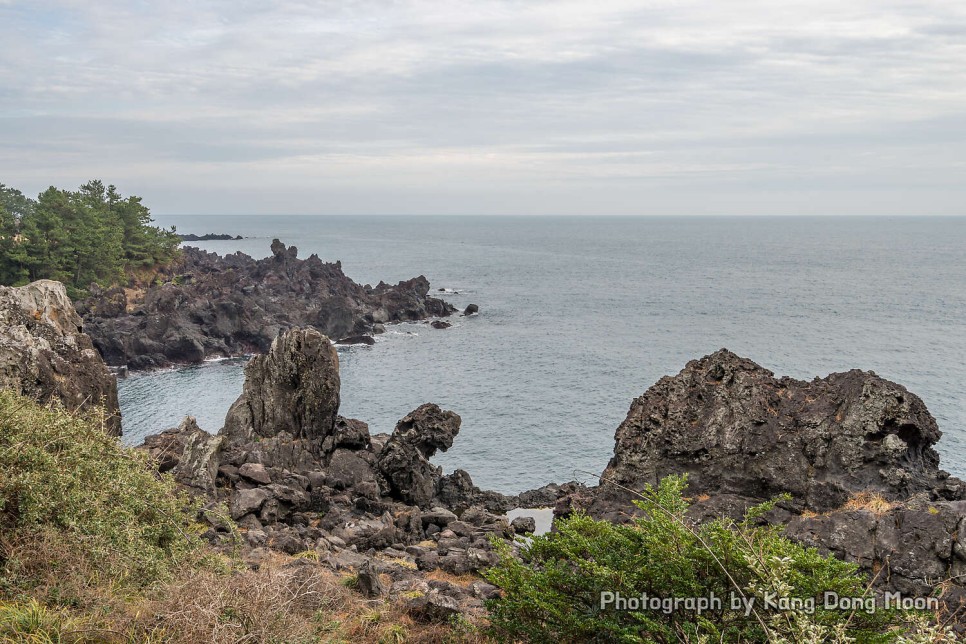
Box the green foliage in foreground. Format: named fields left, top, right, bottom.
left=485, top=475, right=916, bottom=643
left=0, top=389, right=202, bottom=596
left=0, top=180, right=180, bottom=296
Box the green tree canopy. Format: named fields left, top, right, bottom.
left=0, top=180, right=179, bottom=296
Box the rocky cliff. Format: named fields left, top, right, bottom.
left=79, top=240, right=455, bottom=370
left=0, top=280, right=121, bottom=434
left=569, top=349, right=966, bottom=609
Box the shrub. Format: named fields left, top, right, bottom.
left=485, top=475, right=911, bottom=643
left=0, top=390, right=202, bottom=599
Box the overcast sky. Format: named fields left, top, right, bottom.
left=1, top=1, right=965, bottom=215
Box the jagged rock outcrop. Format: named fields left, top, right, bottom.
left=572, top=349, right=966, bottom=611
left=140, top=327, right=546, bottom=606
left=79, top=240, right=455, bottom=370
left=595, top=349, right=962, bottom=513
left=377, top=404, right=462, bottom=507
left=141, top=416, right=204, bottom=472
left=222, top=329, right=340, bottom=447
left=0, top=280, right=121, bottom=434
left=177, top=233, right=242, bottom=241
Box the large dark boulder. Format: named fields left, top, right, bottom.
left=574, top=349, right=966, bottom=609
left=377, top=404, right=461, bottom=508
left=597, top=349, right=962, bottom=513
left=0, top=280, right=121, bottom=434
left=222, top=328, right=340, bottom=448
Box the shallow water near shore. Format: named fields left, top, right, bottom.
left=117, top=215, right=966, bottom=494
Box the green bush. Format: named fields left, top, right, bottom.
left=0, top=390, right=202, bottom=596
left=485, top=475, right=911, bottom=643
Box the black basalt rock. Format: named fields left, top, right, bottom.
left=594, top=349, right=961, bottom=514
left=376, top=404, right=462, bottom=507
left=79, top=240, right=456, bottom=369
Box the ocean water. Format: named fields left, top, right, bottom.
left=117, top=216, right=966, bottom=494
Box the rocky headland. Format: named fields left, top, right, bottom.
left=177, top=233, right=244, bottom=241
left=77, top=239, right=455, bottom=370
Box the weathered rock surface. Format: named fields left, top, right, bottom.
left=377, top=404, right=462, bottom=507
left=141, top=416, right=200, bottom=472
left=0, top=280, right=121, bottom=434
left=79, top=240, right=455, bottom=370
left=335, top=335, right=375, bottom=346
left=785, top=500, right=966, bottom=598
left=571, top=348, right=966, bottom=613
left=222, top=328, right=340, bottom=447
left=510, top=516, right=536, bottom=535
left=595, top=349, right=962, bottom=514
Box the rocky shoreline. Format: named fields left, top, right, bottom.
left=133, top=328, right=966, bottom=620
left=564, top=350, right=966, bottom=610
left=177, top=233, right=244, bottom=241
left=3, top=277, right=965, bottom=626
left=140, top=327, right=551, bottom=619
left=76, top=239, right=455, bottom=370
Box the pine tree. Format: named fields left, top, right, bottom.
left=0, top=180, right=181, bottom=295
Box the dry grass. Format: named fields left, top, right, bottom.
left=3, top=536, right=493, bottom=643
left=0, top=527, right=161, bottom=617
left=139, top=553, right=492, bottom=643
left=136, top=553, right=343, bottom=642
left=421, top=569, right=479, bottom=588
left=842, top=491, right=897, bottom=516
left=377, top=554, right=418, bottom=570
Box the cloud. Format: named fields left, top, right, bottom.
left=0, top=0, right=965, bottom=214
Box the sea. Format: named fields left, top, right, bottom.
left=117, top=216, right=966, bottom=494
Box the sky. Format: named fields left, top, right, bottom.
left=1, top=1, right=965, bottom=216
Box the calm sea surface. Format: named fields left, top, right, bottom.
left=117, top=216, right=966, bottom=494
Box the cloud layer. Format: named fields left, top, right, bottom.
left=2, top=1, right=965, bottom=215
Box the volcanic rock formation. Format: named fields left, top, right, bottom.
left=570, top=349, right=966, bottom=606
left=142, top=327, right=537, bottom=615
left=0, top=280, right=121, bottom=434
left=143, top=339, right=966, bottom=618
left=222, top=328, right=341, bottom=447
left=79, top=240, right=455, bottom=369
